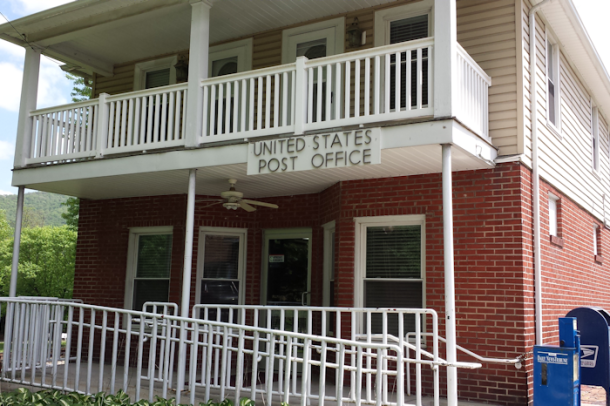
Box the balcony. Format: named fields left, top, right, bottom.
left=22, top=39, right=490, bottom=168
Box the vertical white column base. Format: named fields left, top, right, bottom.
left=442, top=144, right=458, bottom=406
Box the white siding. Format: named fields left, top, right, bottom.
left=521, top=0, right=610, bottom=223
left=458, top=0, right=519, bottom=156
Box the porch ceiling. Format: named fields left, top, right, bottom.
left=0, top=0, right=399, bottom=76
left=20, top=144, right=489, bottom=200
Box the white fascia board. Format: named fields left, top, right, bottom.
left=12, top=143, right=248, bottom=186
left=381, top=119, right=454, bottom=149
left=451, top=121, right=497, bottom=167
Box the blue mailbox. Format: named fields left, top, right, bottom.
left=533, top=317, right=581, bottom=406
left=566, top=306, right=610, bottom=406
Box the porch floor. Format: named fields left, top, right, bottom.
left=0, top=361, right=497, bottom=406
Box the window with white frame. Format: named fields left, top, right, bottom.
left=549, top=195, right=558, bottom=237
left=593, top=225, right=602, bottom=259
left=209, top=38, right=253, bottom=78
left=593, top=106, right=600, bottom=172
left=134, top=56, right=178, bottom=91
left=124, top=227, right=173, bottom=311
left=356, top=215, right=425, bottom=336
left=375, top=2, right=432, bottom=110
left=196, top=227, right=246, bottom=318
left=546, top=32, right=560, bottom=130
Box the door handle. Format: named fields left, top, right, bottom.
left=301, top=291, right=311, bottom=306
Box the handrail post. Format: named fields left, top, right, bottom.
left=293, top=56, right=308, bottom=135
left=95, top=93, right=109, bottom=158
left=434, top=0, right=457, bottom=119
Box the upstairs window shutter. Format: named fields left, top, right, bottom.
left=145, top=68, right=171, bottom=89
left=389, top=15, right=429, bottom=110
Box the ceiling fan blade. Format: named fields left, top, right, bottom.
left=241, top=199, right=279, bottom=209
left=196, top=198, right=223, bottom=202
left=199, top=201, right=223, bottom=209
left=239, top=201, right=257, bottom=212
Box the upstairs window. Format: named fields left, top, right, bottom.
left=375, top=2, right=432, bottom=112
left=134, top=56, right=177, bottom=91
left=546, top=33, right=560, bottom=131
left=389, top=15, right=429, bottom=110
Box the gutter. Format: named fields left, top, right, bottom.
left=529, top=0, right=554, bottom=346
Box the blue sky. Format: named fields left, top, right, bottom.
left=0, top=0, right=609, bottom=195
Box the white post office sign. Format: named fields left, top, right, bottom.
left=247, top=128, right=381, bottom=175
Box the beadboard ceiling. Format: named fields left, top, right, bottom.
left=0, top=0, right=399, bottom=74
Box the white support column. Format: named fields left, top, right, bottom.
left=181, top=168, right=197, bottom=316
left=176, top=168, right=197, bottom=405
left=442, top=144, right=458, bottom=406
left=433, top=0, right=457, bottom=119
left=184, top=0, right=211, bottom=147
left=14, top=48, right=41, bottom=168
left=9, top=186, right=25, bottom=297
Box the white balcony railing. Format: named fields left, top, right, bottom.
left=22, top=39, right=491, bottom=166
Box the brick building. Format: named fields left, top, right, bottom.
left=3, top=0, right=610, bottom=404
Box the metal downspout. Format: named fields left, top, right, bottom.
left=529, top=0, right=553, bottom=346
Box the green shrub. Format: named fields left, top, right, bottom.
left=0, top=388, right=283, bottom=406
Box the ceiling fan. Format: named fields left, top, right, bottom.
left=198, top=179, right=279, bottom=212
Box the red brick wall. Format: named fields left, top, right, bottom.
left=537, top=177, right=610, bottom=342
left=74, top=161, right=610, bottom=406
left=74, top=190, right=337, bottom=312
left=336, top=163, right=530, bottom=405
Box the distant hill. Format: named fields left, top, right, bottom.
left=0, top=192, right=69, bottom=227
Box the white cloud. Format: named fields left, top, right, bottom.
left=0, top=190, right=15, bottom=195
left=0, top=62, right=23, bottom=112
left=38, top=58, right=70, bottom=109
left=0, top=57, right=72, bottom=113
left=0, top=141, right=14, bottom=160
left=9, top=0, right=75, bottom=15
left=0, top=39, right=24, bottom=60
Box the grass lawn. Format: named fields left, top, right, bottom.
left=0, top=341, right=3, bottom=353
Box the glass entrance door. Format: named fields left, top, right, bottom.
left=263, top=229, right=312, bottom=332
left=264, top=229, right=312, bottom=306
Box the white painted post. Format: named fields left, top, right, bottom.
left=181, top=168, right=197, bottom=316
left=9, top=186, right=25, bottom=297
left=176, top=168, right=197, bottom=404
left=95, top=93, right=109, bottom=158
left=434, top=0, right=457, bottom=119
left=184, top=0, right=211, bottom=147
left=293, top=56, right=308, bottom=135
left=442, top=144, right=458, bottom=406
left=14, top=48, right=41, bottom=169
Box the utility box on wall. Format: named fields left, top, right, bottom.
left=533, top=318, right=580, bottom=406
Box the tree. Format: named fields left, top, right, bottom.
left=0, top=225, right=77, bottom=299
left=66, top=73, right=93, bottom=103
left=0, top=210, right=12, bottom=241
left=61, top=197, right=80, bottom=229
